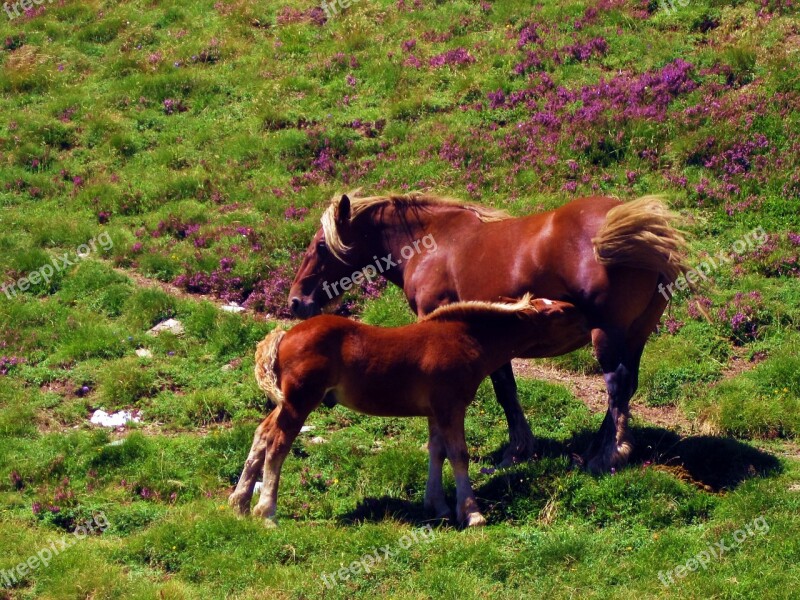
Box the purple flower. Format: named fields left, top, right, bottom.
left=284, top=205, right=309, bottom=221
left=429, top=48, right=475, bottom=68
left=401, top=39, right=416, bottom=52
left=163, top=98, right=187, bottom=115
left=403, top=55, right=422, bottom=69
left=487, top=89, right=506, bottom=109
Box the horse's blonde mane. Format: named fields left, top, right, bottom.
left=321, top=191, right=509, bottom=260
left=422, top=294, right=537, bottom=322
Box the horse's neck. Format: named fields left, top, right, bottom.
left=373, top=205, right=467, bottom=259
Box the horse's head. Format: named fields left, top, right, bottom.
left=288, top=194, right=364, bottom=319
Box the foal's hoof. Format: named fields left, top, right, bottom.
left=263, top=517, right=278, bottom=529
left=463, top=512, right=487, bottom=528
left=228, top=494, right=251, bottom=516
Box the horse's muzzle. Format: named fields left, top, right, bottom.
left=289, top=297, right=321, bottom=319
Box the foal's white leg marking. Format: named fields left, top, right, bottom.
left=229, top=419, right=271, bottom=514
left=251, top=449, right=288, bottom=524
left=441, top=417, right=486, bottom=527
left=453, top=469, right=485, bottom=528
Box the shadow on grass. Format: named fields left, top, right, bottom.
left=339, top=425, right=781, bottom=527
left=337, top=496, right=440, bottom=528
left=627, top=425, right=783, bottom=492
left=511, top=424, right=783, bottom=492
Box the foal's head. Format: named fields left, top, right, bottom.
left=425, top=295, right=589, bottom=355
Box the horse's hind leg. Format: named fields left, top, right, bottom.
left=437, top=409, right=485, bottom=527
left=229, top=410, right=278, bottom=515
left=582, top=329, right=642, bottom=474
left=252, top=400, right=316, bottom=522
left=491, top=362, right=536, bottom=467
left=424, top=418, right=451, bottom=519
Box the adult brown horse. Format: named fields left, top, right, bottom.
left=230, top=295, right=588, bottom=527
left=288, top=192, right=686, bottom=473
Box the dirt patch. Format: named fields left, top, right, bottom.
left=511, top=358, right=694, bottom=432
left=39, top=379, right=80, bottom=400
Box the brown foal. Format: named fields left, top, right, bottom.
left=229, top=295, right=588, bottom=527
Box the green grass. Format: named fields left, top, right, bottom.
left=1, top=0, right=799, bottom=597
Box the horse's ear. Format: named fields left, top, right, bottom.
left=335, top=194, right=351, bottom=226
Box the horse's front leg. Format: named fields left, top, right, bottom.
left=490, top=362, right=536, bottom=467
left=424, top=418, right=451, bottom=519
left=438, top=409, right=485, bottom=528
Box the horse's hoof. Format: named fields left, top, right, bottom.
left=252, top=503, right=277, bottom=521
left=464, top=512, right=487, bottom=528
left=583, top=443, right=633, bottom=475
left=263, top=517, right=278, bottom=528
left=228, top=494, right=250, bottom=516
left=424, top=503, right=452, bottom=521
left=498, top=439, right=537, bottom=468
left=497, top=451, right=528, bottom=469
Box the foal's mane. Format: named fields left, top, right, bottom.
left=422, top=294, right=537, bottom=323
left=321, top=191, right=509, bottom=259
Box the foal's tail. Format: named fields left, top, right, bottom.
left=255, top=329, right=286, bottom=406
left=592, top=195, right=688, bottom=282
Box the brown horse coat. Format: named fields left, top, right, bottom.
left=229, top=296, right=588, bottom=526
left=288, top=193, right=687, bottom=472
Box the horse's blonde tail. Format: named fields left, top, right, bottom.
left=592, top=195, right=688, bottom=283
left=255, top=329, right=286, bottom=406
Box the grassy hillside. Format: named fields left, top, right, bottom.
left=1, top=0, right=799, bottom=598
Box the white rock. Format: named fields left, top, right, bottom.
left=254, top=481, right=263, bottom=494
left=300, top=425, right=315, bottom=433
left=90, top=409, right=142, bottom=428
left=135, top=348, right=153, bottom=358
left=147, top=318, right=184, bottom=336
left=309, top=436, right=326, bottom=444
left=221, top=302, right=245, bottom=313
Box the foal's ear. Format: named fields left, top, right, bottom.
left=335, top=194, right=351, bottom=226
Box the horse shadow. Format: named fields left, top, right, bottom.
left=337, top=424, right=782, bottom=527
left=563, top=424, right=782, bottom=492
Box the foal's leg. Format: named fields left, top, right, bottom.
left=229, top=410, right=278, bottom=515
left=424, top=418, right=451, bottom=519
left=438, top=411, right=485, bottom=527
left=490, top=362, right=536, bottom=467
left=252, top=402, right=314, bottom=522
